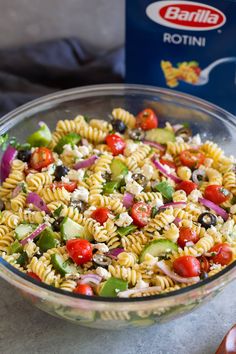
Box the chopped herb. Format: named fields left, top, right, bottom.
left=53, top=205, right=64, bottom=218
left=0, top=134, right=9, bottom=151
left=154, top=181, right=174, bottom=200
left=151, top=206, right=158, bottom=218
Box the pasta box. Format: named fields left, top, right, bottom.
left=126, top=0, right=236, bottom=114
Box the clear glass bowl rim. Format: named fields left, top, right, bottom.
left=0, top=83, right=236, bottom=304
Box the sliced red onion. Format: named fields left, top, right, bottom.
left=159, top=202, right=187, bottom=210
left=26, top=192, right=50, bottom=214
left=20, top=223, right=47, bottom=246
left=74, top=155, right=98, bottom=170
left=199, top=198, right=229, bottom=221
left=123, top=192, right=134, bottom=209
left=157, top=260, right=200, bottom=283
left=152, top=155, right=182, bottom=183
left=173, top=217, right=182, bottom=226
left=192, top=169, right=206, bottom=185
left=142, top=140, right=165, bottom=151
left=0, top=145, right=17, bottom=182
left=106, top=248, right=124, bottom=259
left=118, top=286, right=162, bottom=298
left=81, top=138, right=89, bottom=146
left=79, top=274, right=102, bottom=285
left=12, top=184, right=23, bottom=198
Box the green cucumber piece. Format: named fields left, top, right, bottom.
left=140, top=239, right=178, bottom=263
left=145, top=128, right=175, bottom=144
left=110, top=159, right=128, bottom=181
left=16, top=252, right=28, bottom=266
left=10, top=240, right=23, bottom=254
left=54, top=133, right=81, bottom=154
left=15, top=224, right=37, bottom=240
left=99, top=277, right=128, bottom=297
left=27, top=123, right=52, bottom=147
left=117, top=225, right=137, bottom=237
left=154, top=181, right=174, bottom=200
left=60, top=217, right=84, bottom=241
left=37, top=228, right=58, bottom=252
left=51, top=254, right=78, bottom=276
left=103, top=181, right=119, bottom=195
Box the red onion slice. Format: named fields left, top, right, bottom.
left=142, top=140, right=165, bottom=151
left=192, top=169, right=206, bottom=185
left=26, top=192, right=50, bottom=214
left=152, top=155, right=182, bottom=183
left=173, top=217, right=182, bottom=226
left=0, top=145, right=17, bottom=182
left=20, top=223, right=47, bottom=246
left=79, top=274, right=102, bottom=285
left=106, top=248, right=124, bottom=259
left=123, top=192, right=134, bottom=209
left=157, top=260, right=200, bottom=283
left=159, top=202, right=187, bottom=210
left=12, top=184, right=23, bottom=198
left=118, top=286, right=162, bottom=298
left=74, top=155, right=98, bottom=170
left=199, top=198, right=229, bottom=221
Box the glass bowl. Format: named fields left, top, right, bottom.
left=0, top=84, right=236, bottom=329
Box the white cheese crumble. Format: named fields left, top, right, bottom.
left=150, top=198, right=163, bottom=208
left=71, top=187, right=89, bottom=203
left=115, top=212, right=133, bottom=227
left=190, top=134, right=201, bottom=146
left=161, top=152, right=173, bottom=161
left=221, top=219, right=234, bottom=235
left=96, top=267, right=111, bottom=280
left=42, top=163, right=56, bottom=175
left=175, top=136, right=185, bottom=144
left=210, top=263, right=222, bottom=271
left=125, top=171, right=133, bottom=184
left=126, top=179, right=143, bottom=195
left=67, top=169, right=85, bottom=181
left=43, top=214, right=55, bottom=226
left=93, top=243, right=109, bottom=253
left=83, top=206, right=96, bottom=218
left=124, top=141, right=138, bottom=156
left=188, top=189, right=202, bottom=203
left=141, top=164, right=154, bottom=179
left=230, top=205, right=236, bottom=214
left=135, top=279, right=149, bottom=290
left=61, top=176, right=70, bottom=184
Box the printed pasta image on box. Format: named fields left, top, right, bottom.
left=161, top=60, right=201, bottom=87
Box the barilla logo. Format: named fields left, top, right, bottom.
left=146, top=1, right=226, bottom=31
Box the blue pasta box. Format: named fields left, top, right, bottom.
left=126, top=0, right=236, bottom=114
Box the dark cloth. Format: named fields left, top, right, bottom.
left=0, top=38, right=125, bottom=116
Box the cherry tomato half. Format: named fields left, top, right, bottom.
left=51, top=181, right=77, bottom=193
left=198, top=256, right=210, bottom=273
left=73, top=284, right=94, bottom=296
left=30, top=147, right=54, bottom=171
left=204, top=185, right=230, bottom=205
left=179, top=149, right=205, bottom=169
left=193, top=67, right=201, bottom=76
left=66, top=239, right=93, bottom=265
left=160, top=158, right=176, bottom=170
left=91, top=207, right=109, bottom=225
left=136, top=108, right=158, bottom=131
left=210, top=243, right=233, bottom=266
left=27, top=271, right=41, bottom=282
left=173, top=256, right=201, bottom=278
left=177, top=227, right=199, bottom=249
left=176, top=180, right=197, bottom=195
left=106, top=134, right=126, bottom=156
left=131, top=202, right=151, bottom=228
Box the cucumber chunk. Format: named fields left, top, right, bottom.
left=37, top=228, right=58, bottom=252
left=99, top=277, right=128, bottom=297
left=16, top=252, right=28, bottom=266
left=60, top=217, right=84, bottom=241
left=145, top=128, right=175, bottom=144
left=110, top=159, right=128, bottom=181
left=51, top=254, right=78, bottom=276
left=140, top=239, right=178, bottom=263
left=27, top=123, right=52, bottom=147
left=10, top=240, right=23, bottom=254
left=15, top=224, right=37, bottom=240
left=117, top=225, right=137, bottom=237
left=54, top=133, right=81, bottom=154
left=103, top=181, right=119, bottom=195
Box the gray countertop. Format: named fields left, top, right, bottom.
left=0, top=278, right=235, bottom=354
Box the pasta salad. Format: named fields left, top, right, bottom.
left=0, top=107, right=235, bottom=298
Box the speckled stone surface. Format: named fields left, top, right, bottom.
left=0, top=278, right=235, bottom=354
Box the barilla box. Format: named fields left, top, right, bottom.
left=126, top=0, right=236, bottom=114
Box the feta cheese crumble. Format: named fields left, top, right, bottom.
left=71, top=187, right=89, bottom=203
left=115, top=212, right=133, bottom=227
left=126, top=179, right=143, bottom=195
left=96, top=267, right=111, bottom=280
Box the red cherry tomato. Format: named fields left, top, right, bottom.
left=136, top=108, right=158, bottom=131
left=204, top=185, right=230, bottom=205
left=160, top=158, right=176, bottom=170
left=106, top=134, right=126, bottom=156
left=193, top=67, right=201, bottom=76
left=177, top=227, right=199, bottom=249
left=91, top=207, right=109, bottom=225
left=27, top=271, right=41, bottom=282
left=50, top=181, right=77, bottom=192
left=131, top=202, right=151, bottom=228
left=73, top=284, right=94, bottom=296
left=198, top=256, right=210, bottom=273
left=210, top=243, right=233, bottom=266
left=173, top=256, right=201, bottom=278
left=30, top=147, right=54, bottom=171
left=66, top=239, right=93, bottom=265
left=179, top=149, right=205, bottom=169
left=176, top=180, right=197, bottom=195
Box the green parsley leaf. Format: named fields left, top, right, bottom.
left=0, top=133, right=9, bottom=151
left=154, top=181, right=174, bottom=201
left=151, top=206, right=158, bottom=218
left=53, top=205, right=64, bottom=218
